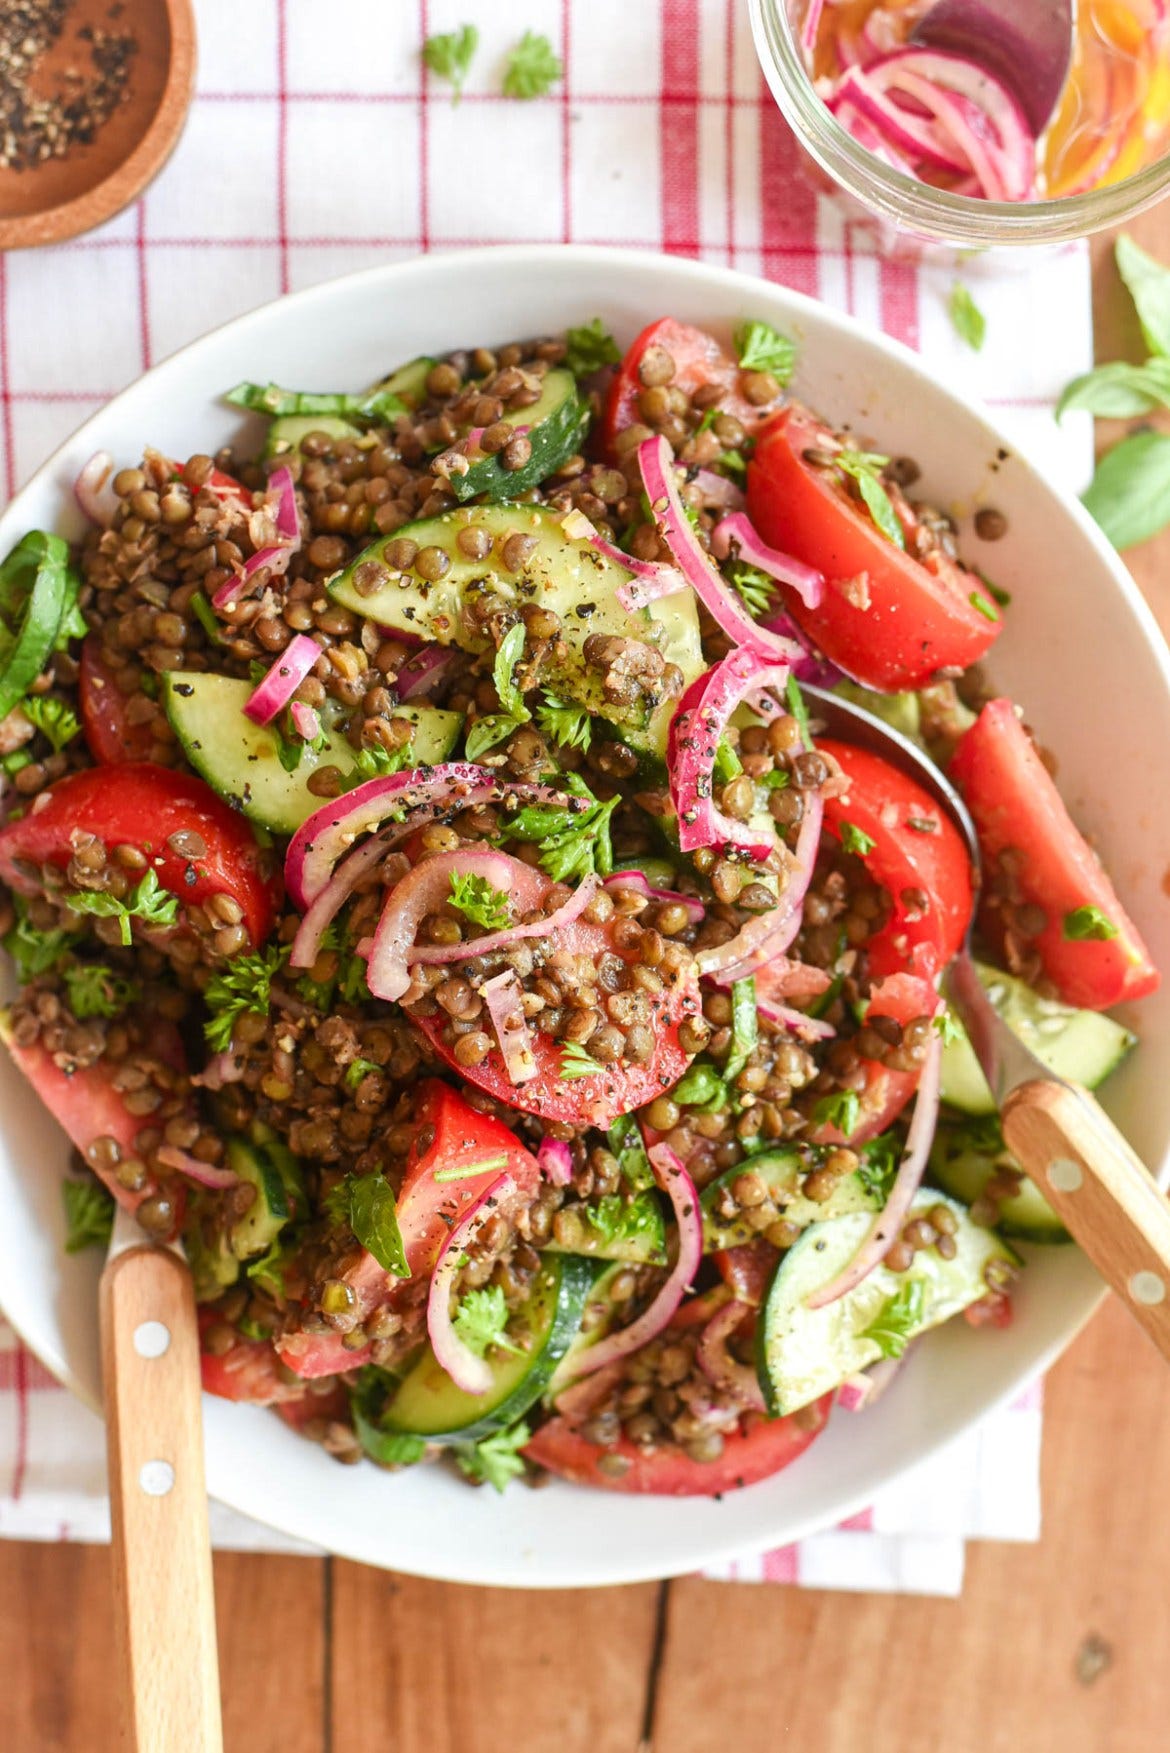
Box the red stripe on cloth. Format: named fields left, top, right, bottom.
left=761, top=1543, right=800, bottom=1583
left=0, top=256, right=13, bottom=501
left=275, top=0, right=291, bottom=294
left=135, top=200, right=152, bottom=369
left=661, top=0, right=701, bottom=259
left=418, top=0, right=431, bottom=252
left=838, top=1506, right=875, bottom=1532
left=0, top=1347, right=59, bottom=1393
left=724, top=0, right=736, bottom=265
left=759, top=80, right=818, bottom=296
left=879, top=259, right=920, bottom=350
left=561, top=0, right=573, bottom=244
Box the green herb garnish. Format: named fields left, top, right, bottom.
left=1063, top=905, right=1119, bottom=942
left=498, top=773, right=617, bottom=883
left=449, top=871, right=511, bottom=932
left=722, top=976, right=758, bottom=1084
left=948, top=282, right=986, bottom=352
left=452, top=1285, right=522, bottom=1358
left=733, top=320, right=796, bottom=382
left=452, top=1420, right=531, bottom=1492
left=420, top=22, right=478, bottom=103
left=559, top=1040, right=602, bottom=1080
left=62, top=1177, right=114, bottom=1253
left=861, top=1278, right=926, bottom=1358
left=536, top=690, right=592, bottom=753
left=502, top=31, right=562, bottom=99
left=202, top=942, right=290, bottom=1052
left=347, top=1172, right=409, bottom=1276
left=564, top=319, right=620, bottom=378
left=65, top=868, right=179, bottom=949
left=63, top=962, right=138, bottom=1020
left=22, top=694, right=80, bottom=753
left=727, top=562, right=776, bottom=618
left=834, top=450, right=905, bottom=550
left=839, top=820, right=875, bottom=858
left=811, top=1089, right=861, bottom=1137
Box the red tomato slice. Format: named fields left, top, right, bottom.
left=809, top=972, right=939, bottom=1147
left=277, top=1081, right=541, bottom=1379
left=818, top=738, right=974, bottom=981
left=713, top=1239, right=780, bottom=1306
left=180, top=460, right=253, bottom=510
left=525, top=1395, right=831, bottom=1496
left=78, top=636, right=157, bottom=765
left=276, top=1383, right=349, bottom=1431
left=747, top=408, right=1002, bottom=690
left=603, top=317, right=782, bottom=457
left=200, top=1322, right=307, bottom=1405
left=950, top=699, right=1159, bottom=1010
left=0, top=763, right=280, bottom=950
left=412, top=915, right=701, bottom=1130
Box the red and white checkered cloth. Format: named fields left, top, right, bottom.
left=0, top=0, right=1091, bottom=1595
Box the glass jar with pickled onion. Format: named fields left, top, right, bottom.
left=750, top=0, right=1170, bottom=247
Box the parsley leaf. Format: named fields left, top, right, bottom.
left=63, top=962, right=138, bottom=1020
left=449, top=871, right=511, bottom=932
left=933, top=1007, right=964, bottom=1046
left=564, top=1191, right=666, bottom=1259
left=465, top=713, right=525, bottom=761
left=672, top=1058, right=731, bottom=1111
left=839, top=820, right=876, bottom=858
left=2, top=897, right=79, bottom=980
left=62, top=1177, right=114, bottom=1253
left=713, top=738, right=743, bottom=784
left=559, top=1040, right=602, bottom=1080
left=1063, top=905, right=1119, bottom=942
left=421, top=22, right=478, bottom=103
left=607, top=1113, right=654, bottom=1191
left=502, top=31, right=562, bottom=99
left=347, top=1172, right=409, bottom=1276
left=854, top=1130, right=901, bottom=1204
left=564, top=319, right=621, bottom=378
left=343, top=1057, right=381, bottom=1092
left=785, top=674, right=811, bottom=748
left=834, top=450, right=905, bottom=550
left=812, top=1089, right=861, bottom=1137
left=452, top=1285, right=522, bottom=1358
left=453, top=1420, right=531, bottom=1492
left=22, top=694, right=80, bottom=753
left=861, top=1278, right=926, bottom=1358
left=65, top=868, right=179, bottom=949
left=727, top=562, right=776, bottom=618
left=340, top=739, right=416, bottom=793
left=948, top=282, right=986, bottom=352
left=498, top=773, right=617, bottom=883
left=202, top=942, right=290, bottom=1052
left=733, top=320, right=796, bottom=382
left=536, top=690, right=592, bottom=752
left=722, top=976, right=758, bottom=1084
left=493, top=622, right=531, bottom=721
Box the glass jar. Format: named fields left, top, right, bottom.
left=749, top=0, right=1170, bottom=248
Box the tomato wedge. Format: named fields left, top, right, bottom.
left=525, top=1394, right=831, bottom=1496
left=200, top=1319, right=307, bottom=1405
left=0, top=763, right=280, bottom=950
left=809, top=972, right=939, bottom=1146
left=277, top=1081, right=540, bottom=1378
left=819, top=738, right=973, bottom=981
left=950, top=698, right=1159, bottom=1010
left=747, top=408, right=1002, bottom=690
left=713, top=1239, right=780, bottom=1306
left=603, top=317, right=783, bottom=457
left=78, top=636, right=157, bottom=765
left=0, top=1011, right=190, bottom=1232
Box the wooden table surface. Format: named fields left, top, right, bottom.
left=5, top=215, right=1170, bottom=1753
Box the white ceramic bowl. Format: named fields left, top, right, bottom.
left=1, top=246, right=1169, bottom=1588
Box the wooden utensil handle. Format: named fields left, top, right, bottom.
left=99, top=1245, right=223, bottom=1753
left=1002, top=1078, right=1170, bottom=1362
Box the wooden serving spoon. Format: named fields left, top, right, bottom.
left=100, top=1204, right=223, bottom=1753
left=805, top=684, right=1170, bottom=1361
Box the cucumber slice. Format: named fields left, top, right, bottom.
left=162, top=673, right=463, bottom=834
left=227, top=1138, right=291, bottom=1260
left=449, top=369, right=588, bottom=503
left=834, top=680, right=922, bottom=743
left=930, top=1120, right=1069, bottom=1243
left=780, top=1174, right=880, bottom=1229
left=370, top=355, right=435, bottom=412
left=327, top=504, right=704, bottom=758
left=546, top=1260, right=635, bottom=1395
left=185, top=1209, right=242, bottom=1301
left=756, top=1190, right=1019, bottom=1414
left=701, top=1150, right=877, bottom=1250
left=941, top=962, right=1135, bottom=1116
left=378, top=1253, right=596, bottom=1442
left=546, top=1190, right=666, bottom=1264
left=264, top=414, right=361, bottom=459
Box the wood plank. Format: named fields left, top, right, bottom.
left=327, top=1567, right=660, bottom=1753
left=650, top=1297, right=1170, bottom=1753
left=0, top=1545, right=326, bottom=1752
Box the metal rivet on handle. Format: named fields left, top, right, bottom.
left=1047, top=1157, right=1083, bottom=1193
left=1129, top=1270, right=1166, bottom=1307
left=139, top=1459, right=175, bottom=1497
left=133, top=1320, right=171, bottom=1359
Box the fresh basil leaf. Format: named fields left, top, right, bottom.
left=723, top=977, right=758, bottom=1084
left=948, top=282, right=986, bottom=352
left=465, top=712, right=523, bottom=760
left=607, top=1113, right=654, bottom=1192
left=1116, top=234, right=1170, bottom=358
left=348, top=1173, right=408, bottom=1276
left=1082, top=430, right=1170, bottom=550
left=1056, top=358, right=1170, bottom=422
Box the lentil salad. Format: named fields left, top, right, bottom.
left=0, top=312, right=1157, bottom=1495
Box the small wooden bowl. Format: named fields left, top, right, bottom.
left=0, top=0, right=196, bottom=251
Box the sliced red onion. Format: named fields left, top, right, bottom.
left=690, top=468, right=746, bottom=512
left=800, top=0, right=825, bottom=56
left=289, top=824, right=399, bottom=970
left=368, top=848, right=537, bottom=1002
left=570, top=1141, right=702, bottom=1380
left=711, top=512, right=825, bottom=611
left=559, top=507, right=687, bottom=611
left=553, top=1363, right=624, bottom=1418
left=290, top=701, right=321, bottom=741
left=668, top=648, right=794, bottom=861
left=479, top=969, right=538, bottom=1085
left=806, top=1029, right=943, bottom=1311
left=155, top=1143, right=239, bottom=1190
left=758, top=606, right=844, bottom=688
left=537, top=1137, right=573, bottom=1188
left=212, top=464, right=303, bottom=609
left=603, top=870, right=705, bottom=923
left=835, top=65, right=972, bottom=173
left=836, top=1376, right=870, bottom=1413
left=74, top=451, right=119, bottom=527
left=756, top=999, right=837, bottom=1041
left=696, top=1300, right=766, bottom=1411
left=267, top=464, right=300, bottom=545
left=286, top=763, right=568, bottom=909
left=395, top=644, right=457, bottom=701
left=244, top=634, right=322, bottom=726
left=694, top=788, right=823, bottom=981
left=427, top=1172, right=517, bottom=1394
left=191, top=1051, right=245, bottom=1089
left=829, top=94, right=921, bottom=176
left=639, top=435, right=806, bottom=663
left=837, top=1352, right=909, bottom=1412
